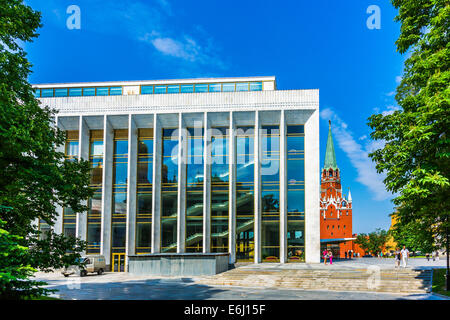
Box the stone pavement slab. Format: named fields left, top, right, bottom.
left=32, top=270, right=448, bottom=300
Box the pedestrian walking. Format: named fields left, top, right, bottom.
left=394, top=248, right=401, bottom=268
left=345, top=251, right=348, bottom=259
left=329, top=250, right=333, bottom=265
left=426, top=253, right=430, bottom=261
left=400, top=246, right=409, bottom=268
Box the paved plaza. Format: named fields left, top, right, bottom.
left=32, top=258, right=449, bottom=300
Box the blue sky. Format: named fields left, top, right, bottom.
left=25, top=0, right=405, bottom=233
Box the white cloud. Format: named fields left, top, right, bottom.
left=381, top=105, right=401, bottom=116
left=320, top=108, right=392, bottom=201
left=395, top=76, right=402, bottom=84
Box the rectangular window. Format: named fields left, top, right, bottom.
left=167, top=85, right=180, bottom=94
left=141, top=85, right=154, bottom=95
left=109, top=87, right=122, bottom=96
left=154, top=85, right=167, bottom=94
left=236, top=83, right=249, bottom=92
left=87, top=130, right=103, bottom=254
left=161, top=128, right=178, bottom=252
left=180, top=84, right=194, bottom=93
left=250, top=82, right=263, bottom=91
left=136, top=128, right=153, bottom=254
left=83, top=88, right=96, bottom=96
left=63, top=130, right=79, bottom=238
left=34, top=89, right=41, bottom=98
left=186, top=127, right=204, bottom=253
left=111, top=130, right=128, bottom=256
left=96, top=87, right=109, bottom=96
left=222, top=83, right=235, bottom=92
left=194, top=84, right=208, bottom=93
left=211, top=127, right=229, bottom=253
left=69, top=88, right=82, bottom=97
left=208, top=83, right=221, bottom=92
left=41, top=89, right=54, bottom=98
left=287, top=125, right=305, bottom=262
left=55, top=88, right=68, bottom=97
left=261, top=126, right=280, bottom=262
left=236, top=126, right=255, bottom=261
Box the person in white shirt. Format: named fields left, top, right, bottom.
left=400, top=246, right=409, bottom=268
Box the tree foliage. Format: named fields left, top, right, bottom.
left=390, top=216, right=436, bottom=253
left=0, top=0, right=92, bottom=299
left=355, top=229, right=389, bottom=255
left=367, top=0, right=449, bottom=251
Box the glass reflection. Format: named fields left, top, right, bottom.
left=136, top=129, right=153, bottom=254
left=161, top=128, right=178, bottom=252
left=186, top=128, right=204, bottom=252
left=287, top=125, right=305, bottom=262
left=111, top=130, right=128, bottom=256
left=211, top=127, right=229, bottom=253
left=261, top=126, right=280, bottom=262
left=63, top=131, right=79, bottom=238
left=87, top=130, right=103, bottom=254
left=236, top=126, right=254, bottom=261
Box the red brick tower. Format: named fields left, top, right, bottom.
left=320, top=121, right=354, bottom=258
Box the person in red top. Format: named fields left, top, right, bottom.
left=323, top=249, right=329, bottom=265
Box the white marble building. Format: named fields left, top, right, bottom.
left=34, top=76, right=320, bottom=271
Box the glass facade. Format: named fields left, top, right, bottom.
left=87, top=130, right=103, bottom=254
left=287, top=125, right=305, bottom=262
left=50, top=110, right=312, bottom=265
left=261, top=126, right=280, bottom=262
left=236, top=126, right=255, bottom=261
left=161, top=128, right=178, bottom=252
left=136, top=129, right=153, bottom=254
left=186, top=128, right=204, bottom=252
left=63, top=130, right=79, bottom=238
left=211, top=127, right=229, bottom=253
left=111, top=130, right=128, bottom=258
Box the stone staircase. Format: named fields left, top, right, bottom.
left=196, top=266, right=433, bottom=294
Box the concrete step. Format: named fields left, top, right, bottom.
left=196, top=267, right=432, bottom=293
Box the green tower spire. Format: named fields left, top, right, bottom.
left=324, top=120, right=338, bottom=170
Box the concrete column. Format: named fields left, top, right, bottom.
left=254, top=111, right=262, bottom=263
left=101, top=115, right=114, bottom=267
left=151, top=114, right=162, bottom=253
left=53, top=116, right=64, bottom=234
left=305, top=109, right=320, bottom=263
left=126, top=115, right=138, bottom=266
left=203, top=112, right=211, bottom=253
left=177, top=114, right=187, bottom=253
left=280, top=110, right=288, bottom=263
left=228, top=112, right=237, bottom=264
left=76, top=116, right=90, bottom=243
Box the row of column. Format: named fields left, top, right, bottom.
left=55, top=111, right=295, bottom=268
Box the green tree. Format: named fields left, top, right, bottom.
left=390, top=217, right=436, bottom=254
left=367, top=0, right=449, bottom=289
left=355, top=229, right=389, bottom=256
left=0, top=207, right=53, bottom=299
left=0, top=0, right=92, bottom=299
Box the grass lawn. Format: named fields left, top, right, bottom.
left=432, top=269, right=450, bottom=297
